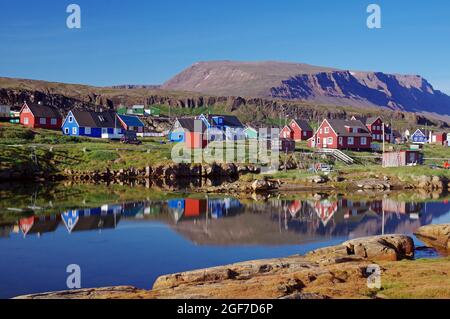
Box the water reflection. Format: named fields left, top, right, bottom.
left=1, top=195, right=449, bottom=245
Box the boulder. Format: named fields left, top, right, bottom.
left=307, top=175, right=327, bottom=184
left=306, top=234, right=414, bottom=263
left=414, top=224, right=450, bottom=251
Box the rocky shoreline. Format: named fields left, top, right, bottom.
left=2, top=162, right=449, bottom=195
left=14, top=224, right=450, bottom=299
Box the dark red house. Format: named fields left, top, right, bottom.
left=19, top=102, right=62, bottom=130
left=309, top=119, right=372, bottom=150
left=430, top=132, right=447, bottom=145
left=351, top=116, right=390, bottom=143
left=281, top=119, right=313, bottom=141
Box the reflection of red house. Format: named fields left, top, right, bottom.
left=19, top=102, right=62, bottom=130
left=288, top=200, right=302, bottom=217
left=19, top=215, right=60, bottom=236
left=313, top=200, right=338, bottom=226
left=184, top=199, right=207, bottom=217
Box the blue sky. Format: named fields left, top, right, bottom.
left=1, top=0, right=449, bottom=93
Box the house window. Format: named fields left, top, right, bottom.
left=327, top=137, right=333, bottom=145
left=64, top=128, right=69, bottom=134
left=72, top=127, right=77, bottom=135
left=348, top=137, right=354, bottom=145
left=317, top=136, right=320, bottom=144
left=85, top=127, right=91, bottom=135
left=319, top=128, right=323, bottom=134
left=51, top=118, right=57, bottom=125
left=68, top=116, right=73, bottom=123
left=339, top=137, right=343, bottom=145
left=102, top=128, right=108, bottom=134
left=324, top=127, right=329, bottom=134
left=40, top=118, right=47, bottom=125
left=303, top=131, right=307, bottom=137
left=24, top=117, right=29, bottom=125
left=361, top=137, right=367, bottom=145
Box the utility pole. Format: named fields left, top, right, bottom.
left=382, top=123, right=386, bottom=168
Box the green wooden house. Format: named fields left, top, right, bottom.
left=145, top=106, right=161, bottom=117
left=244, top=126, right=258, bottom=139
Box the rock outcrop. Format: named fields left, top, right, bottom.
left=414, top=224, right=450, bottom=251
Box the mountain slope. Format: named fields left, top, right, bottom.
left=162, top=61, right=450, bottom=115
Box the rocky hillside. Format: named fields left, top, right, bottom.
left=0, top=76, right=448, bottom=129
left=162, top=61, right=450, bottom=116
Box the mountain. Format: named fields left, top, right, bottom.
left=162, top=61, right=450, bottom=115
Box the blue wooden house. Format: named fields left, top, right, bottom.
left=411, top=129, right=428, bottom=144
left=169, top=119, right=187, bottom=142
left=62, top=110, right=124, bottom=139
left=197, top=114, right=245, bottom=141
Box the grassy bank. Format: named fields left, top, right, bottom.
left=1, top=123, right=449, bottom=182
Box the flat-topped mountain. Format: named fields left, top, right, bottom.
left=162, top=61, right=450, bottom=115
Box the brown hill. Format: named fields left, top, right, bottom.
left=162, top=61, right=450, bottom=116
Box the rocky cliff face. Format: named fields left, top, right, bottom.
left=162, top=61, right=450, bottom=116
left=0, top=76, right=447, bottom=128
left=271, top=71, right=450, bottom=115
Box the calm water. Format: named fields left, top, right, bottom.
left=1, top=184, right=450, bottom=298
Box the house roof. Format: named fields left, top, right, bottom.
left=206, top=114, right=244, bottom=127
left=23, top=102, right=61, bottom=118
left=365, top=116, right=382, bottom=125
left=177, top=118, right=207, bottom=133
left=70, top=110, right=119, bottom=128
left=326, top=119, right=372, bottom=137
left=117, top=114, right=145, bottom=127
left=351, top=116, right=382, bottom=125
left=412, top=129, right=427, bottom=136
left=292, top=119, right=313, bottom=131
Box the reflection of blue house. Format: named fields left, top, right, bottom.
left=62, top=110, right=124, bottom=139
left=168, top=199, right=185, bottom=222
left=121, top=202, right=145, bottom=217
left=208, top=198, right=242, bottom=219
left=61, top=206, right=121, bottom=233
left=411, top=129, right=428, bottom=144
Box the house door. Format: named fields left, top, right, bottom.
left=323, top=137, right=328, bottom=148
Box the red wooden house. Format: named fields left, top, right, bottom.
left=280, top=119, right=313, bottom=141
left=430, top=132, right=447, bottom=145
left=351, top=116, right=390, bottom=143
left=308, top=119, right=372, bottom=150
left=19, top=102, right=62, bottom=130
left=177, top=118, right=208, bottom=149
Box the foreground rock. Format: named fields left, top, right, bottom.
left=414, top=224, right=450, bottom=251
left=15, top=234, right=420, bottom=299
left=14, top=286, right=149, bottom=300
left=306, top=235, right=414, bottom=263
